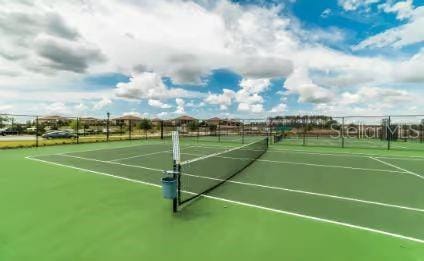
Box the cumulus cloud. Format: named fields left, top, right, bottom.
left=0, top=0, right=423, bottom=117
left=270, top=103, right=287, bottom=114
left=0, top=8, right=105, bottom=75
left=115, top=72, right=192, bottom=100
left=337, top=0, right=380, bottom=11
left=148, top=99, right=172, bottom=109
left=175, top=98, right=185, bottom=114
left=354, top=5, right=424, bottom=49
left=379, top=0, right=414, bottom=20
left=204, top=89, right=235, bottom=110
left=33, top=36, right=106, bottom=73
left=284, top=67, right=334, bottom=103
left=93, top=97, right=112, bottom=110
left=321, top=8, right=332, bottom=18
left=237, top=103, right=264, bottom=113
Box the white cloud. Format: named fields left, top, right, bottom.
left=340, top=86, right=413, bottom=105
left=284, top=67, right=334, bottom=103
left=354, top=5, right=424, bottom=49
left=157, top=111, right=169, bottom=118
left=115, top=72, right=193, bottom=100
left=204, top=89, right=235, bottom=110
left=0, top=104, right=13, bottom=112
left=93, top=97, right=112, bottom=110
left=379, top=0, right=414, bottom=20
left=0, top=0, right=423, bottom=117
left=237, top=103, right=264, bottom=113
left=175, top=98, right=185, bottom=114
left=239, top=78, right=270, bottom=94
left=270, top=103, right=287, bottom=114
left=122, top=111, right=144, bottom=117
left=321, top=8, right=332, bottom=18
left=337, top=0, right=380, bottom=11
left=148, top=99, right=172, bottom=109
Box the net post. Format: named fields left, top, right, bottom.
left=341, top=117, right=345, bottom=148
left=35, top=116, right=39, bottom=147
left=172, top=160, right=179, bottom=213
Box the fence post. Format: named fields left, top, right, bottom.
left=341, top=117, right=345, bottom=148
left=268, top=118, right=272, bottom=146
left=197, top=121, right=200, bottom=142
left=242, top=120, right=245, bottom=144
left=303, top=117, right=306, bottom=146
left=160, top=120, right=164, bottom=140
left=387, top=116, right=391, bottom=150
left=106, top=112, right=110, bottom=142
left=76, top=117, right=79, bottom=144
left=129, top=119, right=132, bottom=140
left=219, top=120, right=222, bottom=142
left=35, top=116, right=39, bottom=147
left=421, top=123, right=423, bottom=143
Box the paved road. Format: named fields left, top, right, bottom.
left=0, top=135, right=36, bottom=141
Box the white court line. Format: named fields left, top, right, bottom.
left=106, top=145, right=196, bottom=162
left=370, top=157, right=424, bottom=181
left=39, top=153, right=423, bottom=213
left=55, top=141, right=170, bottom=155
left=60, top=154, right=164, bottom=172
left=25, top=155, right=424, bottom=244
left=181, top=152, right=407, bottom=175
left=268, top=147, right=424, bottom=160
left=109, top=150, right=172, bottom=162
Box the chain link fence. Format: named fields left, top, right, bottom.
left=270, top=115, right=424, bottom=151
left=1, top=113, right=423, bottom=151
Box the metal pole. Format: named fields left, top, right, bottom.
left=160, top=120, right=164, bottom=140
left=218, top=120, right=221, bottom=143
left=303, top=117, right=306, bottom=146
left=76, top=117, right=79, bottom=144
left=197, top=121, right=200, bottom=142
left=387, top=116, right=391, bottom=150
left=35, top=116, right=39, bottom=147
left=129, top=119, right=132, bottom=140
left=342, top=117, right=345, bottom=148
left=106, top=112, right=110, bottom=142
left=242, top=120, right=245, bottom=144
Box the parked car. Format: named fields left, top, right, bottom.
left=0, top=128, right=19, bottom=136
left=42, top=131, right=77, bottom=139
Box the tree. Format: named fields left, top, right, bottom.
left=69, top=120, right=79, bottom=132
left=187, top=120, right=199, bottom=132
left=138, top=119, right=152, bottom=139
left=0, top=115, right=11, bottom=128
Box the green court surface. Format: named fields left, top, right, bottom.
left=1, top=139, right=423, bottom=260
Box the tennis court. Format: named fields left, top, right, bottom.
left=1, top=138, right=423, bottom=260
left=25, top=139, right=424, bottom=244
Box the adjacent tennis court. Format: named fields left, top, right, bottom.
left=25, top=139, right=424, bottom=244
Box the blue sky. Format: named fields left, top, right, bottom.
left=0, top=0, right=423, bottom=119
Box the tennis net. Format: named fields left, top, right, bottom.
left=177, top=137, right=268, bottom=205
